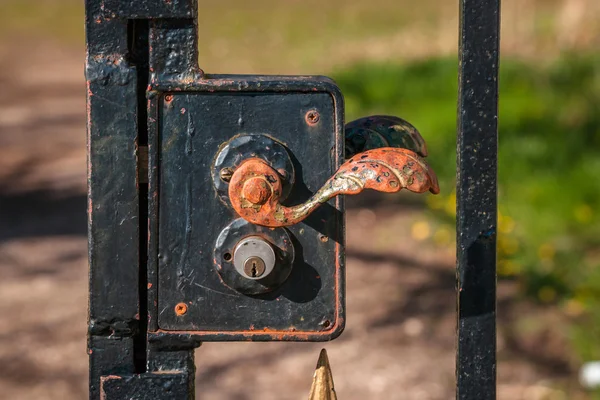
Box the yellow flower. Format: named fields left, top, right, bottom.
left=445, top=192, right=456, bottom=216
left=426, top=194, right=445, bottom=210
left=411, top=220, right=431, bottom=241
left=564, top=299, right=585, bottom=317
left=538, top=243, right=556, bottom=261
left=498, top=235, right=519, bottom=256
left=498, top=215, right=515, bottom=234
left=433, top=226, right=452, bottom=246
left=574, top=204, right=593, bottom=224
left=498, top=259, right=521, bottom=275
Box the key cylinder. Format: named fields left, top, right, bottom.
left=233, top=236, right=276, bottom=280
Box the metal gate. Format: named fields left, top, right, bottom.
left=86, top=0, right=499, bottom=398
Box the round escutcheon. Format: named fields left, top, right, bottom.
left=214, top=218, right=295, bottom=295
left=211, top=134, right=295, bottom=204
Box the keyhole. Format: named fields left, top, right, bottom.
left=241, top=255, right=267, bottom=279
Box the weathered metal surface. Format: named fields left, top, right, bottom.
left=101, top=373, right=191, bottom=399
left=308, top=349, right=338, bottom=400
left=456, top=0, right=500, bottom=399
left=345, top=115, right=429, bottom=159
left=102, top=0, right=197, bottom=19
left=147, top=79, right=345, bottom=340
left=88, top=337, right=136, bottom=400
left=229, top=147, right=439, bottom=227
left=86, top=1, right=145, bottom=397
left=148, top=19, right=202, bottom=83
left=86, top=8, right=139, bottom=335
left=86, top=0, right=200, bottom=398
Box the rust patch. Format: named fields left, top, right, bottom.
left=242, top=176, right=272, bottom=205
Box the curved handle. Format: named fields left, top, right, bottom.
left=345, top=115, right=429, bottom=158
left=228, top=147, right=439, bottom=227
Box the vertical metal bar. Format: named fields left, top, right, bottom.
left=456, top=0, right=500, bottom=399
left=86, top=1, right=140, bottom=398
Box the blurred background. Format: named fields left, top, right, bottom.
left=0, top=0, right=599, bottom=399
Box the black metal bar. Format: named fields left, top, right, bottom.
left=87, top=1, right=200, bottom=399
left=86, top=1, right=140, bottom=397
left=456, top=0, right=500, bottom=399
left=129, top=18, right=150, bottom=374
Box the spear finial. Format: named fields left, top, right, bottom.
left=308, top=349, right=338, bottom=400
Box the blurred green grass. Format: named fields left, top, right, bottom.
left=335, top=54, right=600, bottom=365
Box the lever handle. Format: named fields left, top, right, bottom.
left=345, top=115, right=429, bottom=158
left=228, top=147, right=439, bottom=227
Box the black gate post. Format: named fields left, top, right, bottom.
left=85, top=4, right=140, bottom=399
left=86, top=1, right=200, bottom=399
left=456, top=0, right=500, bottom=399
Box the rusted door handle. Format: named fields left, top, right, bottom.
left=345, top=115, right=429, bottom=159
left=228, top=147, right=439, bottom=227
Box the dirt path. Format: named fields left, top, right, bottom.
left=0, top=42, right=580, bottom=400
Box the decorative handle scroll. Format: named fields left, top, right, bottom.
left=345, top=115, right=429, bottom=158
left=228, top=147, right=439, bottom=228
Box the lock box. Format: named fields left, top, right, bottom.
left=147, top=76, right=346, bottom=341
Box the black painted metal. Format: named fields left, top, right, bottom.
left=85, top=2, right=140, bottom=397
left=86, top=1, right=200, bottom=398
left=456, top=0, right=500, bottom=399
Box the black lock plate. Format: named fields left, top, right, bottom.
left=147, top=76, right=345, bottom=341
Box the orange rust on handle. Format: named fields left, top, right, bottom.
left=228, top=148, right=440, bottom=227
left=242, top=177, right=272, bottom=205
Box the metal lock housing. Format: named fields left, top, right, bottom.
left=148, top=77, right=345, bottom=341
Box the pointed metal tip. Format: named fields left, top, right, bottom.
left=316, top=348, right=329, bottom=368
left=308, top=349, right=338, bottom=400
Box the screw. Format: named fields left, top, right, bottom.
left=305, top=110, right=320, bottom=125
left=175, top=303, right=188, bottom=316
left=220, top=167, right=234, bottom=182
left=164, top=94, right=173, bottom=102
left=277, top=168, right=288, bottom=180
left=243, top=256, right=266, bottom=278
left=319, top=234, right=329, bottom=243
